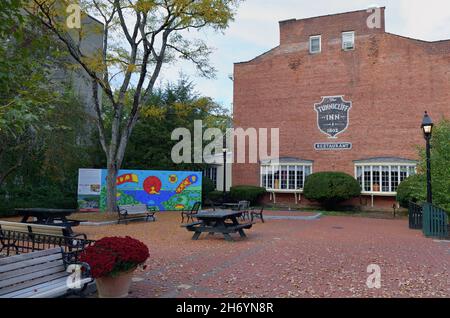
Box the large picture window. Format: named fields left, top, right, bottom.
left=355, top=164, right=416, bottom=194
left=260, top=163, right=313, bottom=191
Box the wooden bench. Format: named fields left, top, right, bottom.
left=0, top=221, right=90, bottom=257
left=184, top=221, right=255, bottom=241
left=227, top=223, right=254, bottom=231
left=181, top=221, right=203, bottom=228
left=250, top=206, right=265, bottom=223
left=117, top=204, right=156, bottom=224
left=0, top=221, right=86, bottom=239
left=0, top=248, right=93, bottom=298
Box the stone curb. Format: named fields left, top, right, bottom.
left=80, top=214, right=322, bottom=226
left=81, top=217, right=151, bottom=226
left=264, top=213, right=322, bottom=221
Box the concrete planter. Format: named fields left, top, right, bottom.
left=96, top=269, right=135, bottom=298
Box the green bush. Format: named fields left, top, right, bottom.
left=207, top=191, right=226, bottom=203
left=303, top=172, right=361, bottom=209
left=202, top=177, right=216, bottom=201
left=396, top=174, right=426, bottom=208
left=0, top=183, right=77, bottom=216
left=230, top=186, right=266, bottom=205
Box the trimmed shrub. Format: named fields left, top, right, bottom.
left=202, top=177, right=216, bottom=201
left=303, top=172, right=361, bottom=209
left=230, top=186, right=266, bottom=205
left=396, top=174, right=426, bottom=208
left=207, top=191, right=226, bottom=203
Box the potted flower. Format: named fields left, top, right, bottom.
left=80, top=236, right=149, bottom=298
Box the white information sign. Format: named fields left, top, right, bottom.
left=78, top=169, right=102, bottom=195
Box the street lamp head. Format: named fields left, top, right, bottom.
left=421, top=111, right=434, bottom=137
left=222, top=132, right=228, bottom=153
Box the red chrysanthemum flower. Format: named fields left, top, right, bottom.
left=80, top=237, right=149, bottom=278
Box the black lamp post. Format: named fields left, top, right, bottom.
left=421, top=111, right=434, bottom=204
left=222, top=133, right=228, bottom=203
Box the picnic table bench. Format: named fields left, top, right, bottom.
left=117, top=204, right=156, bottom=224
left=183, top=210, right=255, bottom=242
left=0, top=248, right=93, bottom=298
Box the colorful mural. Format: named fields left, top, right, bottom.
left=78, top=169, right=202, bottom=212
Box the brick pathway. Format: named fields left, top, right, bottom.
left=78, top=213, right=449, bottom=298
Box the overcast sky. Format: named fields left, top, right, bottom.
left=158, top=0, right=450, bottom=110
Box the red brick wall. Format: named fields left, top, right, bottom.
left=232, top=9, right=450, bottom=207
left=279, top=8, right=385, bottom=46
left=260, top=193, right=397, bottom=211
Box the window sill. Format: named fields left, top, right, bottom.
left=361, top=192, right=397, bottom=197
left=266, top=189, right=304, bottom=193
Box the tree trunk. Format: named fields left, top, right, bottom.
left=106, top=161, right=119, bottom=213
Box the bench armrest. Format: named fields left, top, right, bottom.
left=71, top=233, right=88, bottom=240
left=70, top=261, right=93, bottom=282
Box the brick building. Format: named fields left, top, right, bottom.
left=232, top=7, right=450, bottom=209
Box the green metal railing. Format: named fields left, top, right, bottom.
left=422, top=203, right=449, bottom=239
left=408, top=202, right=423, bottom=230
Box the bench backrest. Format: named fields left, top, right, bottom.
left=0, top=221, right=67, bottom=237
left=0, top=248, right=66, bottom=297
left=118, top=204, right=148, bottom=214
left=190, top=202, right=201, bottom=214
left=237, top=201, right=250, bottom=210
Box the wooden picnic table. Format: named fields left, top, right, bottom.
left=183, top=210, right=254, bottom=242
left=15, top=208, right=80, bottom=231
left=222, top=203, right=239, bottom=208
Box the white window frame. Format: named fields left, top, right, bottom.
left=309, top=35, right=322, bottom=54
left=342, top=31, right=355, bottom=51
left=204, top=166, right=218, bottom=189
left=354, top=163, right=417, bottom=196
left=260, top=163, right=313, bottom=193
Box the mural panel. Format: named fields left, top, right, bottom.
left=78, top=169, right=202, bottom=212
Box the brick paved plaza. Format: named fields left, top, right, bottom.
left=78, top=213, right=449, bottom=298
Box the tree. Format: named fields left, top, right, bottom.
left=0, top=89, right=92, bottom=214
left=396, top=174, right=426, bottom=208
left=26, top=0, right=240, bottom=212
left=397, top=119, right=450, bottom=211
left=123, top=76, right=230, bottom=171
left=0, top=1, right=64, bottom=188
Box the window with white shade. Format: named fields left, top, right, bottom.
left=309, top=35, right=322, bottom=54
left=342, top=31, right=355, bottom=50
left=261, top=164, right=313, bottom=191
left=355, top=164, right=417, bottom=194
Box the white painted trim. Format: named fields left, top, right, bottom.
left=342, top=31, right=355, bottom=50
left=309, top=35, right=322, bottom=54
left=261, top=163, right=312, bottom=192
left=355, top=163, right=417, bottom=167
left=361, top=192, right=397, bottom=197
left=355, top=162, right=418, bottom=197
left=268, top=190, right=304, bottom=194
left=261, top=163, right=313, bottom=167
